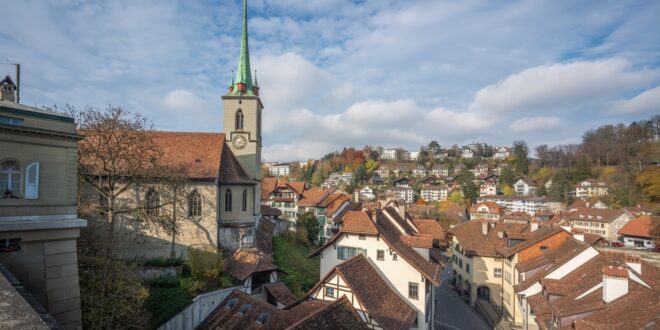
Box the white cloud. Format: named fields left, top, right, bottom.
left=608, top=86, right=660, bottom=114
left=163, top=89, right=208, bottom=110
left=469, top=59, right=659, bottom=114
left=509, top=116, right=562, bottom=132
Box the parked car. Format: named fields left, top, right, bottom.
left=610, top=241, right=624, bottom=247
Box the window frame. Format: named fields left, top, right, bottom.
left=242, top=188, right=248, bottom=212
left=325, top=287, right=334, bottom=298
left=188, top=190, right=202, bottom=217
left=145, top=188, right=160, bottom=216
left=24, top=162, right=39, bottom=199
left=235, top=109, right=244, bottom=130
left=377, top=250, right=384, bottom=261
left=408, top=282, right=419, bottom=300
left=225, top=188, right=233, bottom=212
left=1, top=160, right=21, bottom=196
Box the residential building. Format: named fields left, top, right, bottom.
left=0, top=94, right=87, bottom=329
left=412, top=165, right=427, bottom=177
left=474, top=163, right=489, bottom=176
left=493, top=146, right=511, bottom=160
left=381, top=148, right=410, bottom=160
left=514, top=246, right=658, bottom=330
left=393, top=177, right=411, bottom=187
left=618, top=215, right=656, bottom=249
left=359, top=186, right=375, bottom=200
left=261, top=178, right=307, bottom=227
left=450, top=221, right=528, bottom=309
left=198, top=289, right=369, bottom=329
left=409, top=151, right=420, bottom=161
left=479, top=182, right=498, bottom=196
left=268, top=163, right=291, bottom=177
left=568, top=198, right=608, bottom=211
left=310, top=206, right=443, bottom=330
left=461, top=148, right=474, bottom=159
left=420, top=185, right=449, bottom=202
left=502, top=211, right=532, bottom=224
left=566, top=208, right=634, bottom=241
left=388, top=186, right=414, bottom=203
left=430, top=164, right=449, bottom=177
left=375, top=163, right=394, bottom=178
left=321, top=172, right=353, bottom=188
left=478, top=195, right=562, bottom=216
left=469, top=201, right=504, bottom=221
left=514, top=178, right=537, bottom=196
left=575, top=179, right=608, bottom=198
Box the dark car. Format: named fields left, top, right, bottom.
left=610, top=241, right=624, bottom=247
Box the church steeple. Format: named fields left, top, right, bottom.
left=230, top=0, right=254, bottom=95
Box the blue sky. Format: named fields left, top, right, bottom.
left=1, top=0, right=659, bottom=161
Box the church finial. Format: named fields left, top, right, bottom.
left=234, top=0, right=253, bottom=93
left=253, top=70, right=259, bottom=87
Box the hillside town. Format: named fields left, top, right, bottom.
left=1, top=1, right=659, bottom=330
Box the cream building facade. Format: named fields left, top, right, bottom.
left=0, top=90, right=86, bottom=329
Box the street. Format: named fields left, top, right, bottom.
left=434, top=261, right=490, bottom=330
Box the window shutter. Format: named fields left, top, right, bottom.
left=25, top=162, right=39, bottom=199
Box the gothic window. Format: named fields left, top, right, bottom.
left=235, top=109, right=244, bottom=130
left=1, top=160, right=21, bottom=196
left=242, top=188, right=248, bottom=212
left=145, top=188, right=160, bottom=216
left=188, top=190, right=202, bottom=217
left=225, top=188, right=233, bottom=212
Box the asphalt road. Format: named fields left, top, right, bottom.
left=433, top=261, right=490, bottom=330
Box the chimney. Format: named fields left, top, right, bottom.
left=353, top=190, right=360, bottom=203
left=530, top=220, right=539, bottom=232
left=626, top=255, right=642, bottom=274
left=482, top=222, right=489, bottom=236
left=602, top=266, right=629, bottom=303
left=497, top=230, right=504, bottom=239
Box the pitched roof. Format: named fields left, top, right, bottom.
left=617, top=215, right=656, bottom=239
left=412, top=219, right=446, bottom=241
left=469, top=201, right=503, bottom=214
left=216, top=139, right=255, bottom=185
left=310, top=254, right=417, bottom=330
left=261, top=177, right=279, bottom=199
left=287, top=296, right=369, bottom=330
left=341, top=211, right=378, bottom=235
left=514, top=238, right=586, bottom=273
left=567, top=208, right=631, bottom=223
left=400, top=234, right=434, bottom=248
left=451, top=221, right=527, bottom=257
left=226, top=248, right=278, bottom=281
left=497, top=227, right=567, bottom=258
left=197, top=290, right=288, bottom=330
left=297, top=188, right=331, bottom=207
left=263, top=282, right=297, bottom=307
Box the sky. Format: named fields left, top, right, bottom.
left=1, top=0, right=659, bottom=162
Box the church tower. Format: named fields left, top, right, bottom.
left=217, top=0, right=262, bottom=251
left=222, top=0, right=262, bottom=182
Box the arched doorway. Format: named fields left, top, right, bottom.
left=477, top=286, right=491, bottom=302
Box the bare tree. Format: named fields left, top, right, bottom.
left=76, top=106, right=161, bottom=256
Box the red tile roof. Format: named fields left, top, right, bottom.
left=264, top=282, right=297, bottom=307
left=567, top=208, right=631, bottom=224
left=412, top=219, right=446, bottom=241
left=617, top=215, right=656, bottom=239
left=287, top=296, right=369, bottom=330
left=602, top=265, right=628, bottom=278
left=341, top=211, right=378, bottom=235
left=226, top=248, right=278, bottom=281
left=309, top=254, right=417, bottom=330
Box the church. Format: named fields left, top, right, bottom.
left=80, top=0, right=265, bottom=256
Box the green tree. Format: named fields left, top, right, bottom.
left=502, top=184, right=515, bottom=196
left=636, top=167, right=660, bottom=202
left=297, top=212, right=319, bottom=246
left=536, top=183, right=547, bottom=196
left=449, top=191, right=464, bottom=204
left=513, top=140, right=529, bottom=175
left=500, top=166, right=516, bottom=186
left=352, top=164, right=368, bottom=186
left=365, top=159, right=379, bottom=172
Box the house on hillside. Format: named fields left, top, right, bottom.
left=574, top=179, right=608, bottom=198
left=310, top=206, right=443, bottom=330
left=618, top=215, right=657, bottom=249
left=566, top=208, right=634, bottom=241
left=514, top=178, right=537, bottom=196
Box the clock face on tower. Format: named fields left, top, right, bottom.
left=232, top=134, right=248, bottom=150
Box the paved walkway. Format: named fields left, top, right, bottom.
left=434, top=259, right=490, bottom=330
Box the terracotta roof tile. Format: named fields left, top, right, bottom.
left=310, top=255, right=417, bottom=330
left=226, top=248, right=278, bottom=281
left=341, top=211, right=378, bottom=235
left=261, top=177, right=279, bottom=200
left=412, top=219, right=446, bottom=241
left=617, top=215, right=656, bottom=239
left=287, top=296, right=369, bottom=330
left=400, top=234, right=434, bottom=248
left=450, top=221, right=527, bottom=257
left=297, top=188, right=331, bottom=207
left=264, top=282, right=297, bottom=307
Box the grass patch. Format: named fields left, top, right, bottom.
left=272, top=236, right=320, bottom=298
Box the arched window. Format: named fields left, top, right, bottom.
left=145, top=188, right=160, bottom=216
left=1, top=160, right=21, bottom=196
left=24, top=162, right=40, bottom=199
left=188, top=190, right=202, bottom=217
left=235, top=110, right=244, bottom=130
left=225, top=188, right=232, bottom=212
left=242, top=188, right=248, bottom=212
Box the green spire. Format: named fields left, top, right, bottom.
left=234, top=0, right=253, bottom=92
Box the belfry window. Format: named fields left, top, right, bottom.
left=235, top=109, right=244, bottom=130
left=242, top=188, right=248, bottom=212
left=225, top=188, right=233, bottom=212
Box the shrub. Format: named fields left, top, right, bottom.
left=184, top=246, right=225, bottom=295
left=143, top=257, right=184, bottom=267
left=79, top=255, right=150, bottom=329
